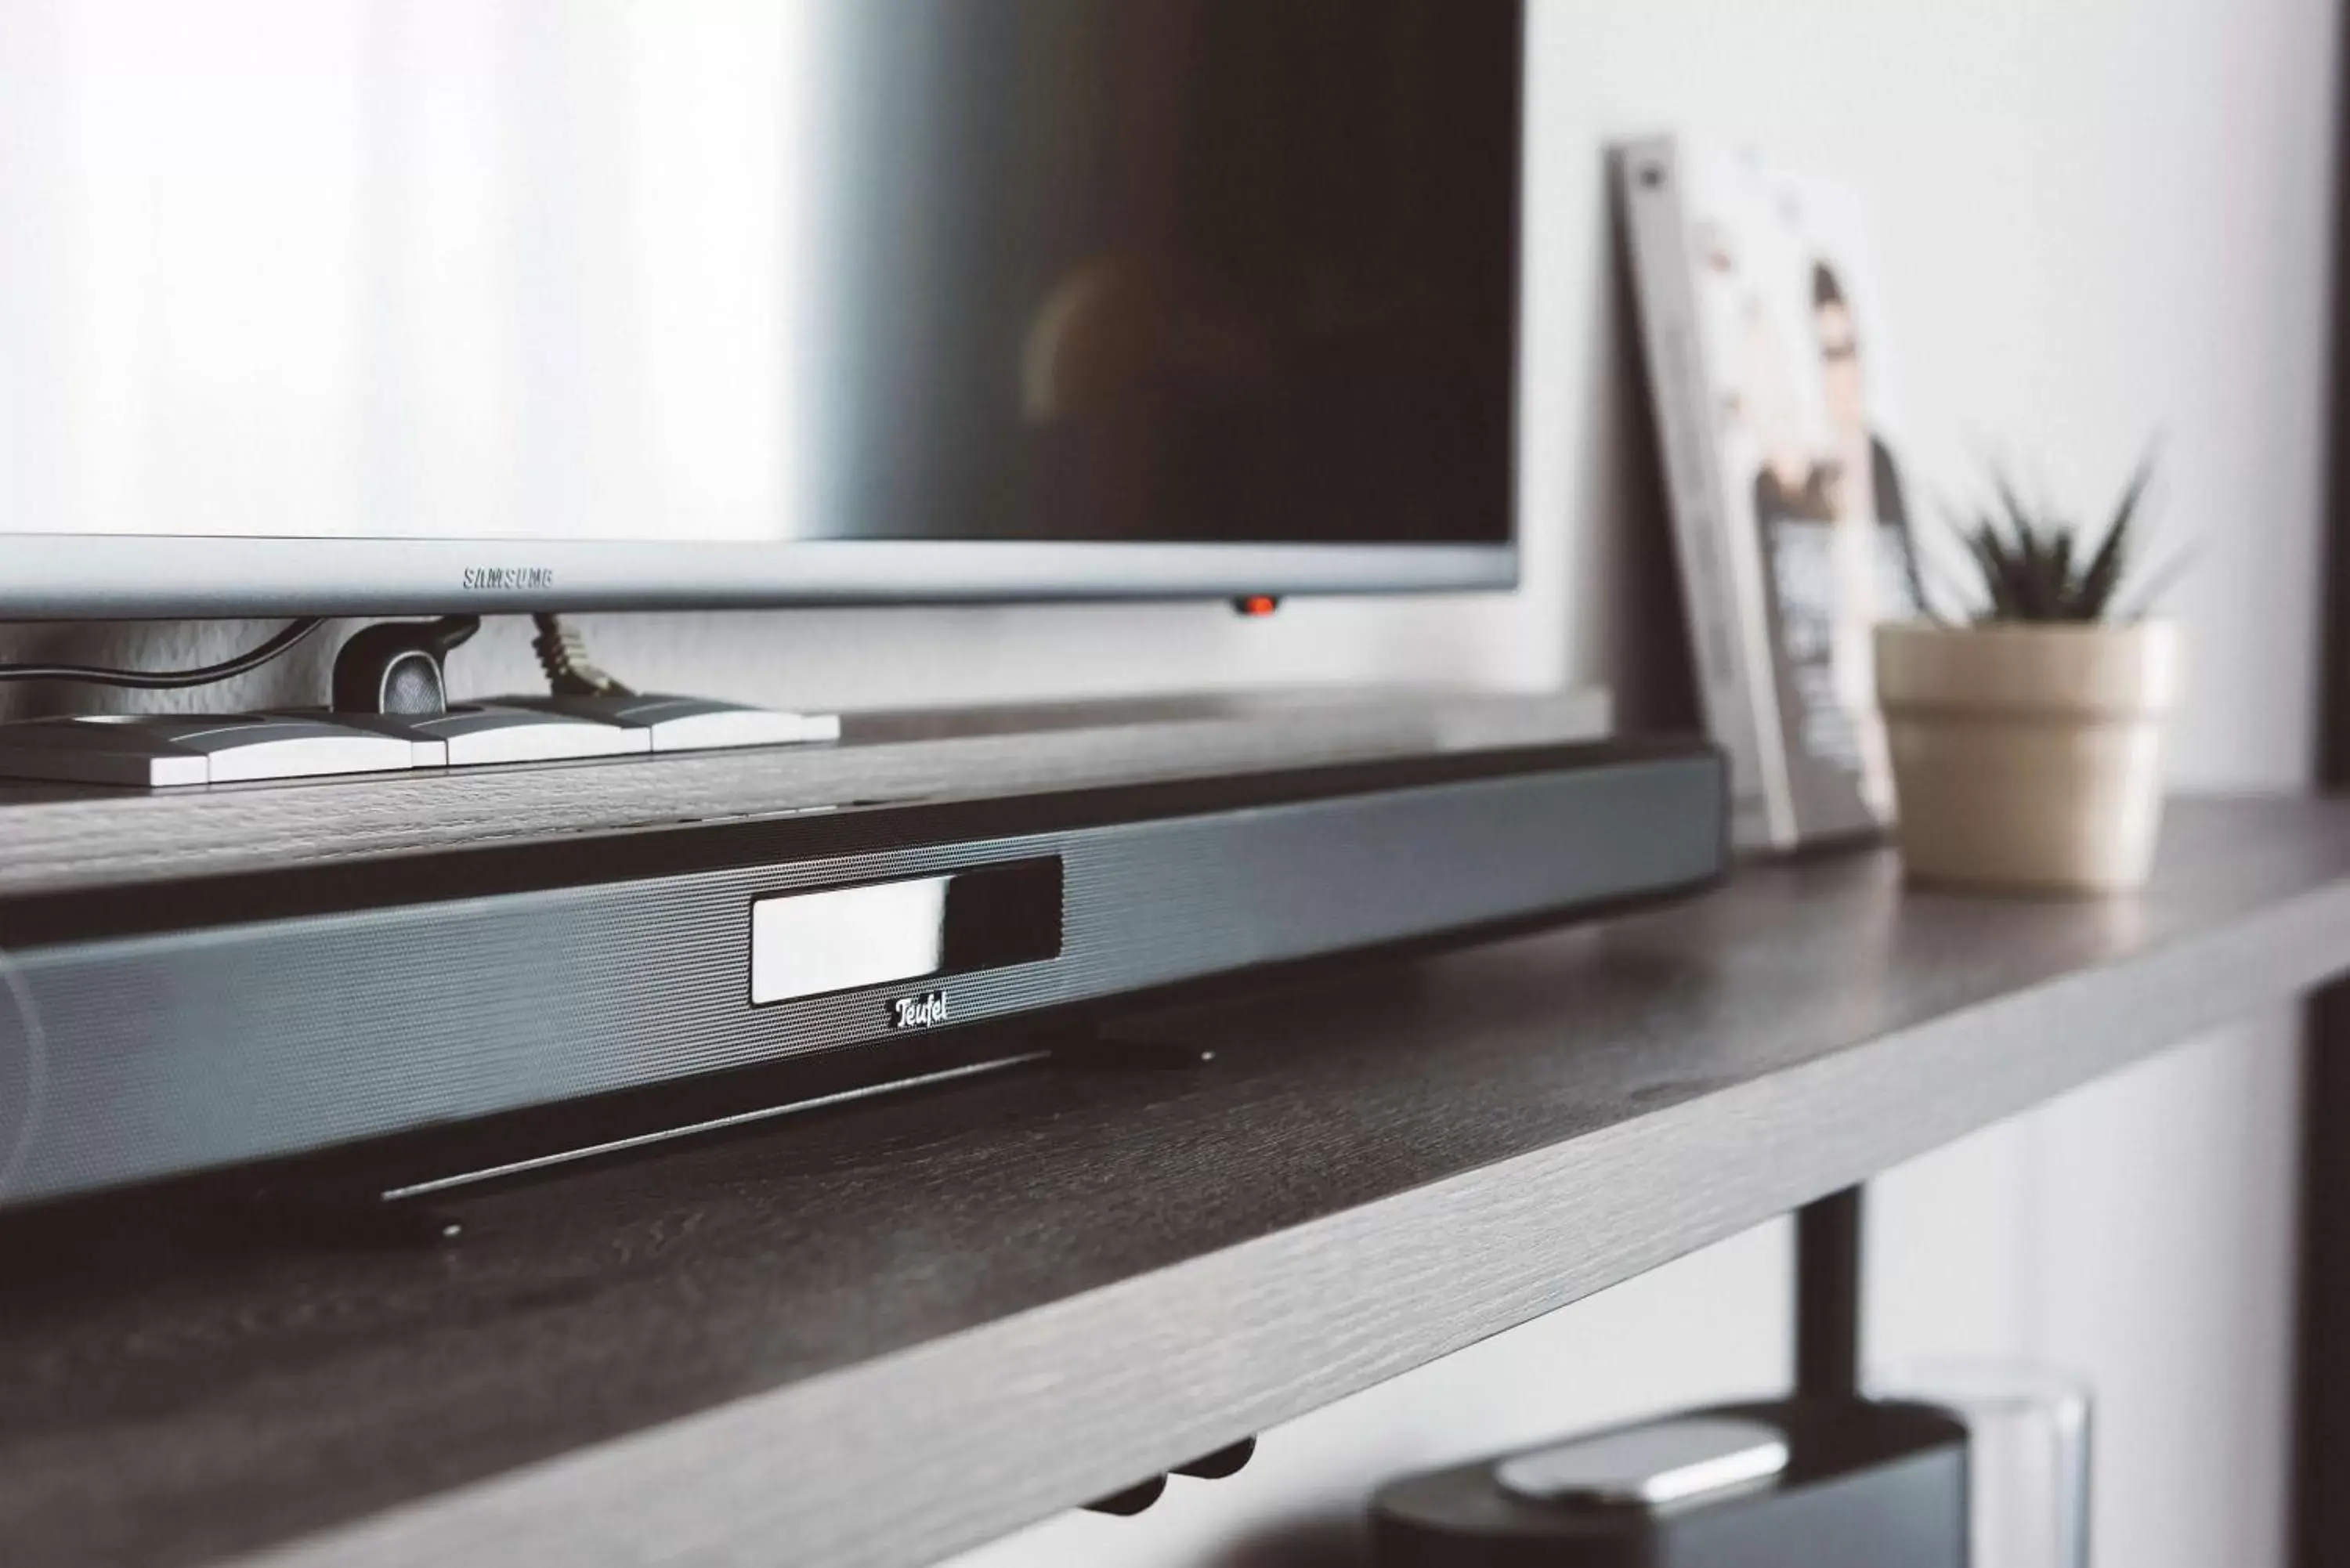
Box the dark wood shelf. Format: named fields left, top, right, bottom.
left=5, top=797, right=2349, bottom=1568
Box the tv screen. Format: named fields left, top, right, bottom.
left=0, top=0, right=1523, bottom=615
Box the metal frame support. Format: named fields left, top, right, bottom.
left=1795, top=1184, right=1864, bottom=1400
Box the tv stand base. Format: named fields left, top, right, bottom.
left=0, top=697, right=840, bottom=786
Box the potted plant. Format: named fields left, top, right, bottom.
left=1875, top=456, right=2182, bottom=894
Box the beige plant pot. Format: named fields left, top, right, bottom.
left=1874, top=621, right=2181, bottom=894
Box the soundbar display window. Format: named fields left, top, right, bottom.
left=747, top=859, right=1063, bottom=1006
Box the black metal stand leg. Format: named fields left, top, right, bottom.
left=1795, top=1183, right=1864, bottom=1400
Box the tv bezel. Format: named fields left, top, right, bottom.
left=2, top=535, right=1517, bottom=618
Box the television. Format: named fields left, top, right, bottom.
left=0, top=0, right=1524, bottom=618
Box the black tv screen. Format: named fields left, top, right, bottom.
left=0, top=0, right=1523, bottom=613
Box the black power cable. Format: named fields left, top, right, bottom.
left=530, top=612, right=633, bottom=697
left=0, top=619, right=326, bottom=689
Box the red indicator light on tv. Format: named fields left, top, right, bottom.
left=1234, top=595, right=1280, bottom=617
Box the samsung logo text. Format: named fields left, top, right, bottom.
left=461, top=566, right=556, bottom=592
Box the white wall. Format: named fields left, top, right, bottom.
left=0, top=2, right=2334, bottom=1566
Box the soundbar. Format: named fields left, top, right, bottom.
left=0, top=736, right=1724, bottom=1210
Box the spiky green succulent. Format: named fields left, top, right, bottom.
left=1947, top=451, right=2182, bottom=624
